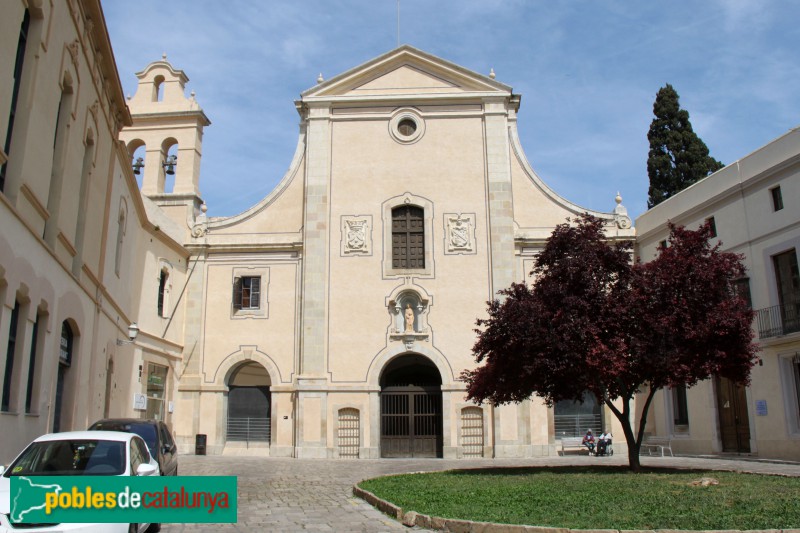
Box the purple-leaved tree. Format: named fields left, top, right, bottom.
left=462, top=215, right=757, bottom=471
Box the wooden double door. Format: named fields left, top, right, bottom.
left=716, top=377, right=750, bottom=453
left=380, top=387, right=443, bottom=458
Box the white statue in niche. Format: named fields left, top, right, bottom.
left=404, top=304, right=415, bottom=333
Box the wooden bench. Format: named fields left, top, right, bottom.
left=560, top=437, right=591, bottom=455
left=641, top=436, right=673, bottom=457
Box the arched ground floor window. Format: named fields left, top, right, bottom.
left=554, top=392, right=602, bottom=438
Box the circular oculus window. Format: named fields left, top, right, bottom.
left=389, top=111, right=425, bottom=144
left=397, top=118, right=417, bottom=136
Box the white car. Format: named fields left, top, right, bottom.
left=0, top=431, right=160, bottom=533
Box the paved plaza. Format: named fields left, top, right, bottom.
left=158, top=453, right=800, bottom=532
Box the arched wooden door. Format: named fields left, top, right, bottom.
left=226, top=362, right=271, bottom=444
left=380, top=355, right=443, bottom=458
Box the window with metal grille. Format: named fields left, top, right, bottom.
left=734, top=278, right=752, bottom=309
left=461, top=407, right=484, bottom=457
left=1, top=9, right=30, bottom=192
left=233, top=276, right=261, bottom=310
left=672, top=385, right=689, bottom=426
left=2, top=301, right=21, bottom=412
left=706, top=216, right=717, bottom=238
left=53, top=321, right=73, bottom=432
left=771, top=186, right=784, bottom=212
left=157, top=269, right=168, bottom=317
left=793, top=356, right=800, bottom=422
left=114, top=205, right=126, bottom=277
left=774, top=249, right=800, bottom=335
left=24, top=314, right=40, bottom=413
left=392, top=205, right=424, bottom=269
left=338, top=408, right=360, bottom=458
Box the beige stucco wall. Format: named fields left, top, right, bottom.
left=326, top=113, right=489, bottom=385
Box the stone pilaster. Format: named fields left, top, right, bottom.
left=299, top=103, right=331, bottom=377
left=295, top=103, right=332, bottom=457
left=175, top=249, right=207, bottom=445
left=483, top=97, right=516, bottom=294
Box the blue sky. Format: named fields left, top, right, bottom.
left=102, top=1, right=800, bottom=220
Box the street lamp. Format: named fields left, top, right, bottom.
left=116, top=322, right=139, bottom=346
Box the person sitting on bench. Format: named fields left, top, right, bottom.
left=596, top=430, right=612, bottom=456
left=581, top=429, right=595, bottom=455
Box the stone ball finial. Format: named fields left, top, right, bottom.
left=201, top=203, right=208, bottom=214
left=190, top=90, right=196, bottom=100
left=126, top=94, right=131, bottom=100
left=162, top=53, right=167, bottom=60
left=489, top=68, right=496, bottom=79
left=615, top=192, right=623, bottom=205
left=317, top=73, right=324, bottom=84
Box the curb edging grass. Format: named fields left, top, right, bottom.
left=353, top=484, right=798, bottom=533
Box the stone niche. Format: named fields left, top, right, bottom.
left=386, top=287, right=431, bottom=350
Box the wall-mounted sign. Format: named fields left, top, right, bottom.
left=133, top=393, right=147, bottom=411
left=755, top=399, right=768, bottom=416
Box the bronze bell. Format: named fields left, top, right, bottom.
left=163, top=154, right=177, bottom=175
left=132, top=156, right=144, bottom=175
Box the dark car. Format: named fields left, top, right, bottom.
left=89, top=418, right=178, bottom=476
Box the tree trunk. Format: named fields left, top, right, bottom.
left=617, top=406, right=642, bottom=472
left=604, top=385, right=658, bottom=472
left=625, top=433, right=642, bottom=472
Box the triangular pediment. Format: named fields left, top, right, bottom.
left=352, top=65, right=458, bottom=93
left=302, top=45, right=512, bottom=100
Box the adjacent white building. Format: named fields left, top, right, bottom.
left=636, top=127, right=800, bottom=460
left=0, top=0, right=188, bottom=463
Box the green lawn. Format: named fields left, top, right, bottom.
left=358, top=466, right=800, bottom=530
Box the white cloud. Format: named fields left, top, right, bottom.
left=712, top=0, right=772, bottom=31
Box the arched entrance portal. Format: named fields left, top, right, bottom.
left=226, top=362, right=271, bottom=445
left=380, top=354, right=443, bottom=458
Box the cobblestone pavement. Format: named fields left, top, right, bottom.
left=160, top=454, right=800, bottom=532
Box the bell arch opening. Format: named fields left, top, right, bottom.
left=379, top=354, right=443, bottom=458
left=225, top=362, right=271, bottom=445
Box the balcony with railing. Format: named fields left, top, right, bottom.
left=756, top=303, right=800, bottom=339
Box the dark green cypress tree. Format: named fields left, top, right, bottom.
left=647, top=84, right=724, bottom=208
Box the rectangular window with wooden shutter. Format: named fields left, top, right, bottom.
left=391, top=205, right=424, bottom=269
left=234, top=276, right=260, bottom=310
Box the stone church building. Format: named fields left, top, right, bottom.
left=7, top=2, right=796, bottom=463
left=121, top=46, right=635, bottom=458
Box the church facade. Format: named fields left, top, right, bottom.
left=120, top=46, right=634, bottom=458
